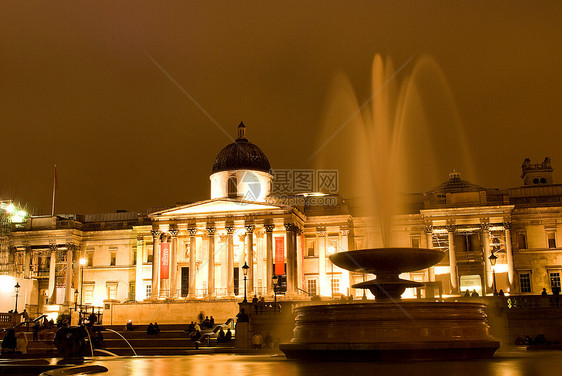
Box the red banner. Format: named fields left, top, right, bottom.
left=275, top=237, right=285, bottom=275
left=160, top=242, right=170, bottom=280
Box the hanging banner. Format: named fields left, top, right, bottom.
left=160, top=242, right=170, bottom=280
left=275, top=237, right=285, bottom=275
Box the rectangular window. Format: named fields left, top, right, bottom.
left=331, top=277, right=340, bottom=294
left=547, top=232, right=557, bottom=249
left=306, top=239, right=316, bottom=257
left=519, top=273, right=531, bottom=293
left=132, top=249, right=137, bottom=266
left=110, top=252, right=116, bottom=266
left=87, top=252, right=94, bottom=267
left=550, top=272, right=561, bottom=291
left=307, top=279, right=317, bottom=296
left=83, top=284, right=94, bottom=305
left=517, top=233, right=527, bottom=250
left=145, top=284, right=152, bottom=299
left=410, top=237, right=421, bottom=248
left=148, top=244, right=154, bottom=263
left=128, top=282, right=135, bottom=301
left=107, top=283, right=118, bottom=300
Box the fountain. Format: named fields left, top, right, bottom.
left=280, top=248, right=500, bottom=361
left=280, top=55, right=499, bottom=361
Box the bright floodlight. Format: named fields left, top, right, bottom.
left=328, top=246, right=336, bottom=254
left=6, top=203, right=15, bottom=213
left=80, top=258, right=87, bottom=266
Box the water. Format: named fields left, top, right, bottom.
left=314, top=54, right=474, bottom=247
left=87, top=352, right=562, bottom=376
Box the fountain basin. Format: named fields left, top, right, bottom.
left=329, top=248, right=444, bottom=274
left=280, top=301, right=499, bottom=361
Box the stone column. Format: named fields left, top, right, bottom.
left=150, top=230, right=161, bottom=299
left=481, top=222, right=493, bottom=291
left=238, top=233, right=246, bottom=296
left=170, top=229, right=179, bottom=299
left=446, top=225, right=457, bottom=292
left=339, top=228, right=351, bottom=295
left=245, top=225, right=255, bottom=296
left=425, top=225, right=435, bottom=282
left=65, top=243, right=74, bottom=305
left=296, top=229, right=303, bottom=292
left=317, top=227, right=327, bottom=297
left=285, top=223, right=296, bottom=295
left=24, top=246, right=31, bottom=279
left=504, top=222, right=515, bottom=288
left=188, top=228, right=197, bottom=298
left=135, top=236, right=144, bottom=301
left=226, top=226, right=235, bottom=296
left=207, top=227, right=216, bottom=297
left=48, top=244, right=57, bottom=303
left=265, top=224, right=275, bottom=294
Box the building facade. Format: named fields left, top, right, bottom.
left=1, top=124, right=562, bottom=318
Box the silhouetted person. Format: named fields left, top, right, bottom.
left=236, top=308, right=249, bottom=322
left=147, top=323, right=154, bottom=335
left=463, top=290, right=471, bottom=298
left=542, top=288, right=548, bottom=296
left=534, top=334, right=547, bottom=345
left=22, top=309, right=30, bottom=322
left=471, top=289, right=479, bottom=297
left=209, top=316, right=215, bottom=327
left=225, top=328, right=232, bottom=341
left=89, top=312, right=97, bottom=325
left=264, top=332, right=273, bottom=349
left=498, top=289, right=505, bottom=296
left=33, top=322, right=40, bottom=341
left=126, top=321, right=134, bottom=331
left=203, top=316, right=210, bottom=328
left=153, top=322, right=160, bottom=334
left=217, top=327, right=225, bottom=343
left=1, top=329, right=17, bottom=354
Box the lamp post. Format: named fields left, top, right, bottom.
left=489, top=252, right=498, bottom=295
left=242, top=262, right=249, bottom=303
left=272, top=275, right=278, bottom=303
left=74, top=289, right=79, bottom=325
left=14, top=282, right=20, bottom=314
left=74, top=289, right=79, bottom=311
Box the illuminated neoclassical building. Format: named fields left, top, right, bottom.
left=1, top=124, right=562, bottom=319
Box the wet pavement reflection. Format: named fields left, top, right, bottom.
left=89, top=351, right=562, bottom=376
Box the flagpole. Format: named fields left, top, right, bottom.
left=51, top=164, right=57, bottom=216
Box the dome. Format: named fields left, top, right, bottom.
left=212, top=122, right=271, bottom=173
left=428, top=171, right=484, bottom=194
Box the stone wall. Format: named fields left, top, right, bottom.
left=102, top=300, right=239, bottom=326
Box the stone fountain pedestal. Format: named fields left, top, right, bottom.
left=280, top=248, right=500, bottom=361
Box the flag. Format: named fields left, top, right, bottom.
left=51, top=164, right=57, bottom=216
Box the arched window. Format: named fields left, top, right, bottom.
left=228, top=174, right=237, bottom=198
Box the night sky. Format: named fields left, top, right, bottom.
left=2, top=1, right=562, bottom=215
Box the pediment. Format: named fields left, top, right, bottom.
left=150, top=199, right=285, bottom=218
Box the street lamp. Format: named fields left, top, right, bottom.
left=272, top=275, right=278, bottom=303
left=14, top=282, right=20, bottom=314
left=242, top=262, right=249, bottom=303
left=489, top=252, right=498, bottom=295
left=74, top=289, right=79, bottom=311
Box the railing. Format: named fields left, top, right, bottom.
left=252, top=302, right=282, bottom=314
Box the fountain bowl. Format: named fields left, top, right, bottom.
left=329, top=248, right=444, bottom=274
